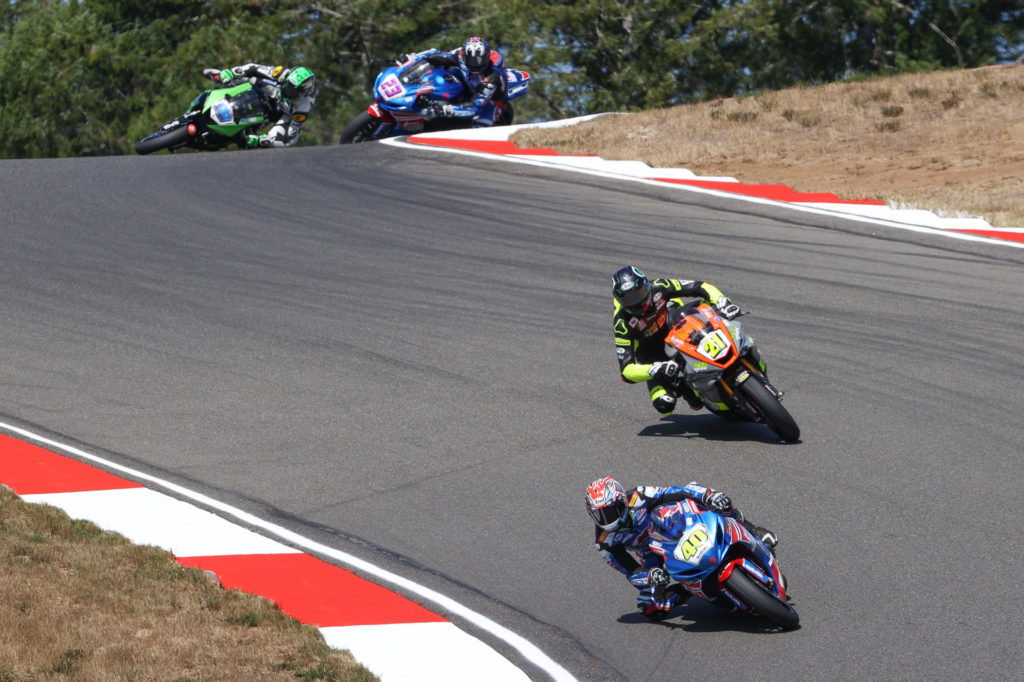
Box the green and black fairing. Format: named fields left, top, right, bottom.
left=136, top=82, right=270, bottom=154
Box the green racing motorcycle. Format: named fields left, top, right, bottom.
left=135, top=83, right=270, bottom=154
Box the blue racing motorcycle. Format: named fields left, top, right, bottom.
left=338, top=53, right=531, bottom=143
left=647, top=499, right=799, bottom=629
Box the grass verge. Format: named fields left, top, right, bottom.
left=0, top=485, right=377, bottom=681
left=513, top=65, right=1024, bottom=227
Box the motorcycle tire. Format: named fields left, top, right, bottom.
left=497, top=102, right=515, bottom=126
left=738, top=378, right=800, bottom=442
left=339, top=111, right=383, bottom=144
left=135, top=124, right=191, bottom=155
left=724, top=569, right=799, bottom=630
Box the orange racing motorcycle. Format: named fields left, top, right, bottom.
left=663, top=301, right=799, bottom=442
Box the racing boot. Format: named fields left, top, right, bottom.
left=742, top=521, right=778, bottom=552
left=652, top=392, right=676, bottom=415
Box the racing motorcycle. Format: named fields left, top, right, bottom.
left=338, top=54, right=531, bottom=143
left=663, top=301, right=800, bottom=442
left=647, top=498, right=799, bottom=630
left=135, top=82, right=270, bottom=154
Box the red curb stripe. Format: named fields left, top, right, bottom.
left=409, top=129, right=1021, bottom=242
left=0, top=434, right=142, bottom=495
left=408, top=137, right=563, bottom=156
left=178, top=553, right=447, bottom=627
left=650, top=177, right=887, bottom=205
left=952, top=229, right=1024, bottom=243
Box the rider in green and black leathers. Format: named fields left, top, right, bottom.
left=612, top=265, right=742, bottom=415
left=202, top=63, right=317, bottom=148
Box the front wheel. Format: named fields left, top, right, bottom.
left=339, top=111, right=384, bottom=144
left=135, top=124, right=191, bottom=155
left=738, top=377, right=800, bottom=442
left=724, top=570, right=799, bottom=630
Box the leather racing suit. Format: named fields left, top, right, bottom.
left=210, top=63, right=317, bottom=147
left=613, top=278, right=728, bottom=414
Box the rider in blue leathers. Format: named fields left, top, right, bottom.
left=585, top=477, right=777, bottom=619
left=403, top=36, right=510, bottom=127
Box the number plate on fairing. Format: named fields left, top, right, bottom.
left=673, top=523, right=712, bottom=564
left=697, top=330, right=731, bottom=361
left=378, top=74, right=404, bottom=99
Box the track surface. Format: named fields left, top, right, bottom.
left=2, top=144, right=1023, bottom=680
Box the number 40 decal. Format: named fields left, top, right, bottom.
left=673, top=523, right=712, bottom=564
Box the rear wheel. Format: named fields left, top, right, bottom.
left=738, top=377, right=800, bottom=442
left=496, top=101, right=515, bottom=126
left=724, top=569, right=799, bottom=630
left=135, top=124, right=191, bottom=155
left=339, top=111, right=383, bottom=144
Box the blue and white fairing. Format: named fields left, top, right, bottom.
left=647, top=500, right=779, bottom=602
left=374, top=58, right=466, bottom=113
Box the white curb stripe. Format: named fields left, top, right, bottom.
left=1, top=421, right=577, bottom=682
left=383, top=115, right=1023, bottom=249
left=21, top=488, right=300, bottom=558
left=321, top=622, right=531, bottom=681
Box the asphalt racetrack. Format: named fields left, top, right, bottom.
left=2, top=143, right=1023, bottom=680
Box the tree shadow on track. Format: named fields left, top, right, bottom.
left=617, top=600, right=801, bottom=633
left=636, top=414, right=798, bottom=445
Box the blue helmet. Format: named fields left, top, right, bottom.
left=462, top=36, right=490, bottom=73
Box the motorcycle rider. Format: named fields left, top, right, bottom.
left=612, top=265, right=747, bottom=415
left=403, top=36, right=511, bottom=127
left=202, top=63, right=317, bottom=148
left=585, top=476, right=778, bottom=619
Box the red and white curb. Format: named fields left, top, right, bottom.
left=380, top=115, right=1024, bottom=249
left=0, top=425, right=575, bottom=682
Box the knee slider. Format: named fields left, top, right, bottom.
left=652, top=394, right=676, bottom=415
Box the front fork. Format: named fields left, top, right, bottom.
left=716, top=353, right=783, bottom=418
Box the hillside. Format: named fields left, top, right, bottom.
left=513, top=65, right=1024, bottom=228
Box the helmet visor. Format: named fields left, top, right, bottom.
left=616, top=281, right=651, bottom=314
left=590, top=501, right=625, bottom=529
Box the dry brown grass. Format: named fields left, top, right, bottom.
left=0, top=486, right=377, bottom=681
left=514, top=65, right=1024, bottom=227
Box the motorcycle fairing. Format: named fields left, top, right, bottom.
left=505, top=68, right=531, bottom=98
left=650, top=501, right=784, bottom=604
left=664, top=303, right=739, bottom=369
left=374, top=62, right=464, bottom=112
left=201, top=84, right=267, bottom=136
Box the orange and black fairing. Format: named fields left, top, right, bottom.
left=665, top=302, right=739, bottom=369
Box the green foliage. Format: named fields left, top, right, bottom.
left=0, top=0, right=1021, bottom=157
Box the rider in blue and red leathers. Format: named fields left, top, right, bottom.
left=404, top=36, right=510, bottom=127
left=585, top=477, right=777, bottom=619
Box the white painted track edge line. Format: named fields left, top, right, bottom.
left=379, top=137, right=1024, bottom=250
left=0, top=420, right=577, bottom=682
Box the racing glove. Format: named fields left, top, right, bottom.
left=702, top=489, right=732, bottom=513
left=648, top=361, right=679, bottom=379
left=715, top=297, right=741, bottom=320
left=425, top=53, right=458, bottom=67
left=636, top=584, right=678, bottom=619
left=203, top=67, right=223, bottom=81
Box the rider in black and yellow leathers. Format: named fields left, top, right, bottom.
left=612, top=265, right=736, bottom=415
